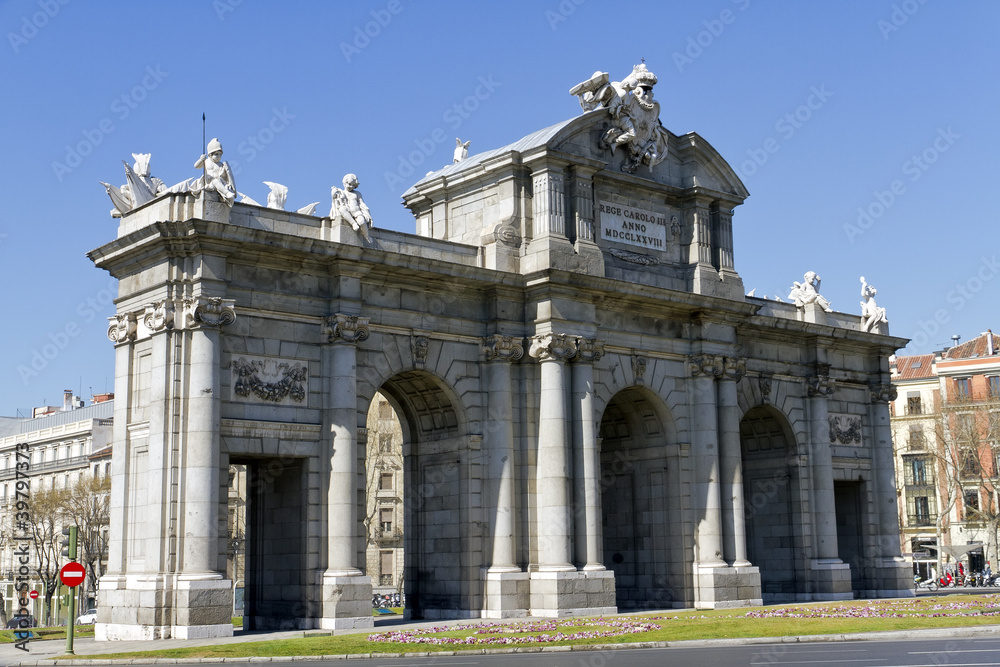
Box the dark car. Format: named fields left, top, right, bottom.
left=5, top=615, right=37, bottom=629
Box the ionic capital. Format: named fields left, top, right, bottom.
left=323, top=313, right=370, bottom=345
left=143, top=300, right=175, bottom=333
left=869, top=383, right=897, bottom=404
left=528, top=333, right=577, bottom=362
left=183, top=297, right=236, bottom=330
left=689, top=353, right=724, bottom=378
left=574, top=338, right=605, bottom=364
left=482, top=334, right=524, bottom=363
left=807, top=375, right=837, bottom=397
left=723, top=357, right=747, bottom=382
left=107, top=312, right=138, bottom=344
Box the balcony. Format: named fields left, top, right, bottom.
left=907, top=513, right=937, bottom=527
left=0, top=455, right=91, bottom=481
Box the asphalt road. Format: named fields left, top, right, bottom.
left=123, top=637, right=1000, bottom=667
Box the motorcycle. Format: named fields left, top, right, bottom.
left=914, top=575, right=939, bottom=592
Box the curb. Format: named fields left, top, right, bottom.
left=9, top=623, right=1000, bottom=665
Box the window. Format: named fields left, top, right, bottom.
left=380, top=508, right=393, bottom=534
left=960, top=448, right=982, bottom=478
left=379, top=401, right=392, bottom=420
left=908, top=425, right=926, bottom=450
left=955, top=378, right=971, bottom=399
left=380, top=473, right=393, bottom=491
left=963, top=489, right=980, bottom=520
left=105, top=462, right=111, bottom=477
left=914, top=497, right=931, bottom=525
left=94, top=464, right=100, bottom=478
left=380, top=551, right=393, bottom=586
left=379, top=434, right=393, bottom=454
left=907, top=393, right=922, bottom=415
left=906, top=457, right=930, bottom=485
left=989, top=376, right=1000, bottom=397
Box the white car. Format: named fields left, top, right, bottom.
left=76, top=609, right=97, bottom=625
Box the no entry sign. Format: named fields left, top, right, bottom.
left=59, top=562, right=86, bottom=588
left=28, top=590, right=38, bottom=599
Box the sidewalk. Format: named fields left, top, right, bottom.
left=5, top=615, right=1000, bottom=666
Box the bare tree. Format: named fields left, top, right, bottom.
left=61, top=475, right=111, bottom=607
left=25, top=486, right=69, bottom=626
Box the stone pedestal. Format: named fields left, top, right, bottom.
left=95, top=573, right=234, bottom=640
left=695, top=565, right=763, bottom=610
left=320, top=574, right=374, bottom=630
left=809, top=559, right=854, bottom=600
left=871, top=557, right=916, bottom=598
left=482, top=569, right=530, bottom=619
left=529, top=570, right=616, bottom=617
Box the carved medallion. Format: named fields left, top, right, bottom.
left=828, top=413, right=862, bottom=446
left=231, top=356, right=307, bottom=404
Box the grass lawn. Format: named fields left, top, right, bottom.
left=53, top=594, right=1000, bottom=660
left=0, top=624, right=95, bottom=643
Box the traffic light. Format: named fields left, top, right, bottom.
left=61, top=526, right=77, bottom=561
left=60, top=593, right=70, bottom=606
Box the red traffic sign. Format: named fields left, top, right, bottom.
left=59, top=562, right=86, bottom=588
left=29, top=590, right=38, bottom=599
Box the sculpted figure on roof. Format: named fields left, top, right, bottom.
left=570, top=62, right=670, bottom=174
left=789, top=271, right=832, bottom=312
left=860, top=276, right=888, bottom=333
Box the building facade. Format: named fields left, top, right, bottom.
left=90, top=65, right=911, bottom=640
left=0, top=396, right=113, bottom=621
left=891, top=331, right=1000, bottom=577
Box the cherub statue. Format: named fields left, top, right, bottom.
left=860, top=276, right=888, bottom=333
left=453, top=138, right=471, bottom=163
left=788, top=271, right=832, bottom=312
left=329, top=173, right=372, bottom=242
left=193, top=138, right=237, bottom=207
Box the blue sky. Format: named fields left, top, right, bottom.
left=1, top=0, right=997, bottom=415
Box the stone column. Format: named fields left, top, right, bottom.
left=689, top=354, right=726, bottom=570
left=181, top=297, right=235, bottom=575
left=807, top=373, right=840, bottom=561
left=482, top=335, right=530, bottom=618
left=529, top=334, right=577, bottom=571
left=531, top=170, right=566, bottom=238
left=572, top=338, right=605, bottom=570
left=482, top=335, right=524, bottom=572
left=870, top=383, right=913, bottom=596
left=320, top=314, right=374, bottom=630
left=718, top=357, right=750, bottom=567
left=104, top=312, right=138, bottom=578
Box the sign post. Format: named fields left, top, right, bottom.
left=59, top=527, right=80, bottom=655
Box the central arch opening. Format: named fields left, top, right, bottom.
left=598, top=386, right=684, bottom=609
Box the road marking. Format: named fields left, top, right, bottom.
left=911, top=649, right=1000, bottom=654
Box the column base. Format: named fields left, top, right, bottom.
left=481, top=568, right=529, bottom=619
left=867, top=557, right=916, bottom=598
left=695, top=564, right=763, bottom=610
left=529, top=569, right=616, bottom=617
left=319, top=574, right=374, bottom=630
left=809, top=559, right=854, bottom=600
left=95, top=573, right=234, bottom=641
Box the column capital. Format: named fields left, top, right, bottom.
left=323, top=313, right=370, bottom=345
left=574, top=337, right=605, bottom=363
left=143, top=300, right=175, bottom=333
left=689, top=353, right=724, bottom=378
left=482, top=334, right=524, bottom=363
left=107, top=311, right=138, bottom=344
left=722, top=357, right=746, bottom=382
left=807, top=375, right=837, bottom=397
left=869, top=383, right=897, bottom=404
left=183, top=297, right=236, bottom=330
left=528, top=333, right=576, bottom=362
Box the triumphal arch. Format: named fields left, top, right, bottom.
left=90, top=64, right=911, bottom=640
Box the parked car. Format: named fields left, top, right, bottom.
left=5, top=615, right=37, bottom=629
left=76, top=609, right=97, bottom=625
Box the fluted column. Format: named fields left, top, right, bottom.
left=531, top=169, right=566, bottom=238
left=807, top=372, right=840, bottom=561
left=322, top=314, right=370, bottom=576
left=529, top=333, right=577, bottom=571
left=689, top=354, right=727, bottom=567
left=181, top=297, right=235, bottom=573
left=482, top=335, right=524, bottom=572
left=572, top=338, right=605, bottom=570
left=870, top=383, right=903, bottom=557
left=718, top=357, right=750, bottom=566
left=105, top=311, right=139, bottom=575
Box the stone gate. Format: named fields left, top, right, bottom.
left=90, top=64, right=912, bottom=640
